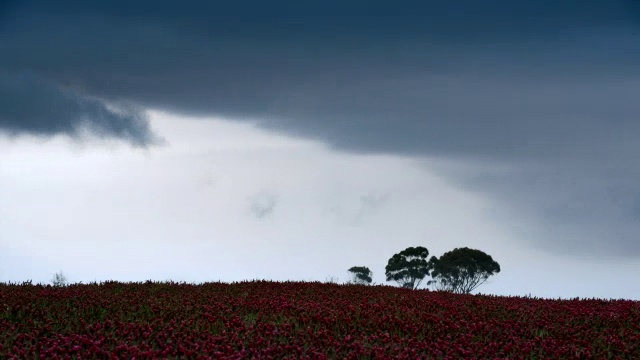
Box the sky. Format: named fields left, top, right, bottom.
left=1, top=0, right=640, bottom=300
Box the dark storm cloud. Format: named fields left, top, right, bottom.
left=2, top=0, right=638, bottom=157
left=2, top=0, right=640, bottom=255
left=0, top=0, right=20, bottom=28
left=0, top=72, right=160, bottom=146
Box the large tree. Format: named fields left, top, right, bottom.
left=385, top=246, right=431, bottom=290
left=428, top=247, right=500, bottom=294
left=347, top=266, right=373, bottom=285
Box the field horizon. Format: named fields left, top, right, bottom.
left=2, top=279, right=639, bottom=358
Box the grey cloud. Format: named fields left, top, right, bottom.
left=426, top=158, right=640, bottom=257
left=249, top=191, right=278, bottom=220
left=325, top=191, right=390, bottom=225
left=354, top=192, right=390, bottom=223
left=360, top=192, right=390, bottom=210
left=0, top=72, right=161, bottom=146
left=198, top=171, right=218, bottom=189
left=2, top=1, right=640, bottom=256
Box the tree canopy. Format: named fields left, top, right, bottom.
left=347, top=266, right=373, bottom=285
left=385, top=246, right=431, bottom=290
left=428, top=247, right=500, bottom=294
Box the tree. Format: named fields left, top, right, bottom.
left=347, top=266, right=373, bottom=285
left=324, top=275, right=340, bottom=284
left=428, top=247, right=500, bottom=294
left=385, top=246, right=431, bottom=290
left=51, top=270, right=68, bottom=287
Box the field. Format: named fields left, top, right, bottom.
left=1, top=280, right=639, bottom=359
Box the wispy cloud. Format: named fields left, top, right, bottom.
left=249, top=191, right=278, bottom=220
left=353, top=191, right=391, bottom=224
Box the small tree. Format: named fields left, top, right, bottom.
left=324, top=275, right=340, bottom=284
left=428, top=247, right=500, bottom=294
left=347, top=266, right=373, bottom=285
left=385, top=246, right=431, bottom=290
left=51, top=271, right=68, bottom=287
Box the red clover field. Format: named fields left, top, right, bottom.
left=1, top=280, right=639, bottom=359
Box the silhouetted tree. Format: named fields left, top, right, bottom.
left=324, top=275, right=340, bottom=284
left=347, top=266, right=373, bottom=285
left=385, top=246, right=431, bottom=290
left=51, top=270, right=68, bottom=287
left=428, top=247, right=500, bottom=294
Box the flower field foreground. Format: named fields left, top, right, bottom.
left=1, top=280, right=639, bottom=359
